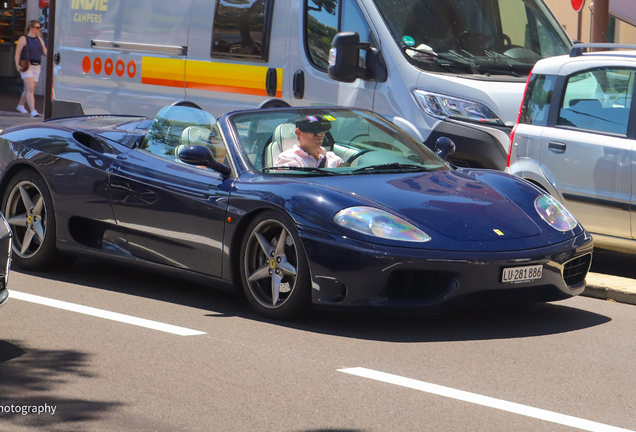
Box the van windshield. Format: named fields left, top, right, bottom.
left=373, top=0, right=571, bottom=77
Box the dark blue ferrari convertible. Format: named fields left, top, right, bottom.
left=0, top=105, right=592, bottom=318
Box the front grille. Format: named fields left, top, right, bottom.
left=386, top=270, right=456, bottom=301
left=562, top=253, right=592, bottom=287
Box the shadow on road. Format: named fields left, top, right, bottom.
left=0, top=340, right=122, bottom=429
left=590, top=248, right=636, bottom=279
left=13, top=257, right=611, bottom=344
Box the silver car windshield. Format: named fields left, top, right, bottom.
left=373, top=0, right=571, bottom=77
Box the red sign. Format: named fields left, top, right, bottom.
left=39, top=0, right=49, bottom=8
left=571, top=0, right=584, bottom=12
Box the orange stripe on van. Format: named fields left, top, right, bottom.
left=186, top=82, right=278, bottom=98
left=141, top=57, right=283, bottom=97
left=186, top=61, right=283, bottom=97
left=143, top=77, right=188, bottom=88
left=141, top=57, right=185, bottom=88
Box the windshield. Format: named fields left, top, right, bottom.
left=373, top=0, right=571, bottom=76
left=229, top=108, right=449, bottom=176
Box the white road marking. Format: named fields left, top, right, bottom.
left=339, top=367, right=634, bottom=432
left=10, top=290, right=206, bottom=336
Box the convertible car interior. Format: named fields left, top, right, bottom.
left=235, top=111, right=439, bottom=172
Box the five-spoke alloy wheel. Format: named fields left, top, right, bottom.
left=240, top=211, right=310, bottom=319
left=2, top=170, right=62, bottom=270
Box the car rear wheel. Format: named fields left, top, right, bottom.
left=2, top=170, right=72, bottom=270
left=240, top=211, right=311, bottom=319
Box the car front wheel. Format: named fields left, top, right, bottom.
left=2, top=170, right=70, bottom=270
left=240, top=211, right=311, bottom=319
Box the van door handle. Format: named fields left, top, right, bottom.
left=548, top=142, right=566, bottom=153
left=265, top=68, right=277, bottom=97
left=293, top=70, right=304, bottom=99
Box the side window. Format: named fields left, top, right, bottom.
left=305, top=0, right=370, bottom=70
left=341, top=0, right=370, bottom=66
left=519, top=74, right=556, bottom=126
left=558, top=68, right=635, bottom=135
left=211, top=0, right=270, bottom=60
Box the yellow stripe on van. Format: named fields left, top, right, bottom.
left=141, top=57, right=186, bottom=88
left=140, top=57, right=283, bottom=98
left=186, top=61, right=282, bottom=98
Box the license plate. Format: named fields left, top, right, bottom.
left=502, top=264, right=543, bottom=284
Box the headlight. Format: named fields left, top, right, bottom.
left=413, top=90, right=504, bottom=126
left=334, top=207, right=431, bottom=242
left=534, top=195, right=578, bottom=231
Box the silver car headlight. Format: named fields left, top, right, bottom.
left=334, top=206, right=431, bottom=242
left=413, top=90, right=504, bottom=126
left=534, top=195, right=578, bottom=231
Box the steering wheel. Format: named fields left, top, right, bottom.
left=346, top=149, right=372, bottom=166
left=458, top=30, right=512, bottom=54
left=485, top=32, right=512, bottom=52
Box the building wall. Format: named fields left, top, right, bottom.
left=544, top=0, right=636, bottom=43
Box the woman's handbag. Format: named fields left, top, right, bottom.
left=19, top=59, right=29, bottom=72
left=18, top=36, right=30, bottom=72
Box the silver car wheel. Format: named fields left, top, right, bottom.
left=4, top=180, right=47, bottom=259
left=243, top=219, right=299, bottom=309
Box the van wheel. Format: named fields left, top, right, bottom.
left=258, top=99, right=290, bottom=109
left=240, top=211, right=311, bottom=319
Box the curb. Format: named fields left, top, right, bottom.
left=582, top=273, right=636, bottom=305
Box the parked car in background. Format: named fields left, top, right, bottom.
left=0, top=105, right=592, bottom=319
left=507, top=43, right=636, bottom=254
left=0, top=213, right=11, bottom=308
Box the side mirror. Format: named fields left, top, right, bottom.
left=434, top=137, right=456, bottom=160
left=178, top=145, right=232, bottom=175
left=328, top=32, right=387, bottom=83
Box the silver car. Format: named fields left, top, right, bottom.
left=507, top=43, right=636, bottom=253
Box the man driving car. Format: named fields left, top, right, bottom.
left=275, top=116, right=345, bottom=168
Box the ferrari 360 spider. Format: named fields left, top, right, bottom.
left=0, top=105, right=593, bottom=318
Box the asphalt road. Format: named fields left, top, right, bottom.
left=1, top=256, right=635, bottom=432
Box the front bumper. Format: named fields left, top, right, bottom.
left=301, top=229, right=593, bottom=313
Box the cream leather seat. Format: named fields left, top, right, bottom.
left=263, top=123, right=299, bottom=168
left=179, top=125, right=227, bottom=163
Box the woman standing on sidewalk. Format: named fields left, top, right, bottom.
left=14, top=20, right=47, bottom=118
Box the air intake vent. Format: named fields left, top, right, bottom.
left=562, top=253, right=592, bottom=287
left=387, top=270, right=455, bottom=301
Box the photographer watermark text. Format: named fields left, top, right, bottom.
left=0, top=404, right=57, bottom=416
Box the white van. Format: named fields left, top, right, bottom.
left=50, top=0, right=572, bottom=169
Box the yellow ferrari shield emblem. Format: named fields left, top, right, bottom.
left=269, top=259, right=276, bottom=269
left=493, top=229, right=504, bottom=236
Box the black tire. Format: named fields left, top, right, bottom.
left=239, top=211, right=311, bottom=319
left=2, top=169, right=74, bottom=270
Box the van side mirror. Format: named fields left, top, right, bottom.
left=435, top=137, right=456, bottom=160
left=178, top=145, right=232, bottom=175
left=328, top=32, right=387, bottom=83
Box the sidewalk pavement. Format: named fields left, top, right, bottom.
left=0, top=90, right=45, bottom=132
left=0, top=90, right=635, bottom=307
left=585, top=273, right=636, bottom=305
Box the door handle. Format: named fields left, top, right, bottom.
left=266, top=68, right=277, bottom=97
left=293, top=70, right=304, bottom=99
left=548, top=142, right=566, bottom=153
